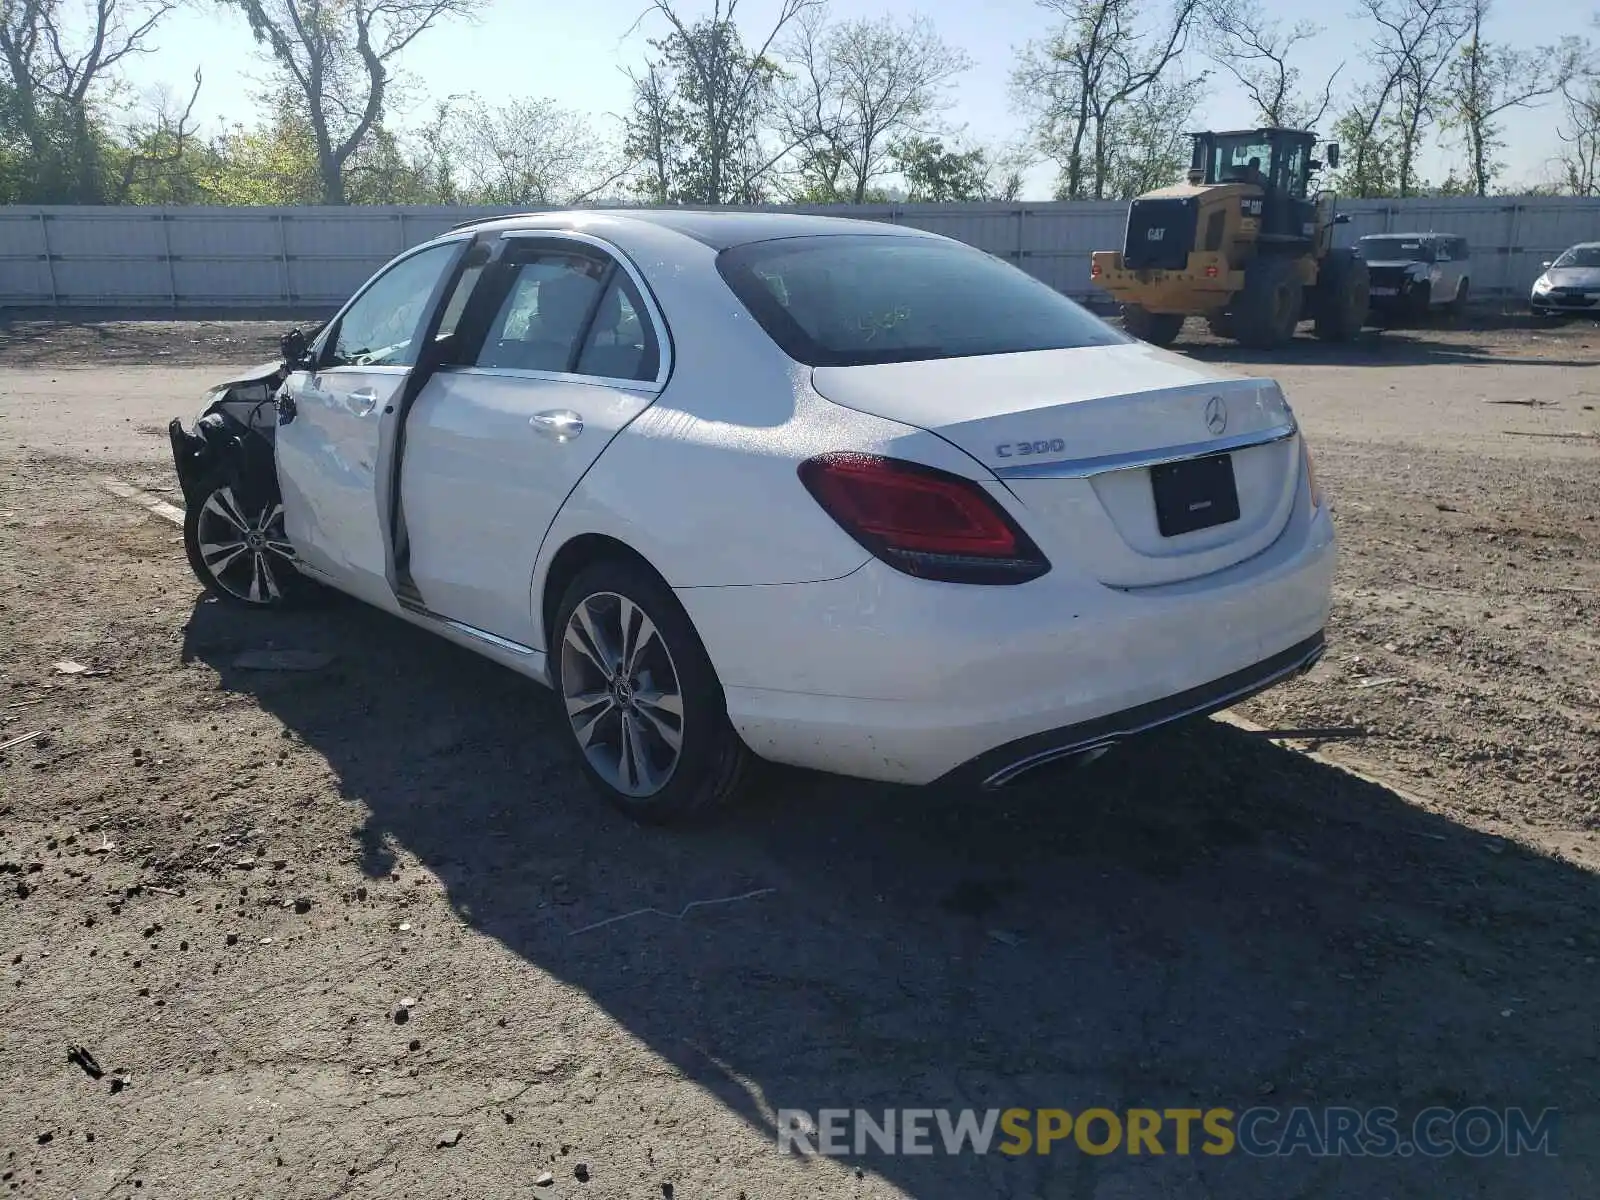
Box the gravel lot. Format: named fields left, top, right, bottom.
left=2, top=313, right=1598, bottom=1198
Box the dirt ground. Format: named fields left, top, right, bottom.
left=2, top=313, right=1598, bottom=1199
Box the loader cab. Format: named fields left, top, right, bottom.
left=1188, top=128, right=1329, bottom=246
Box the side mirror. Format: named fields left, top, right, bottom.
left=280, top=328, right=314, bottom=370
left=1333, top=213, right=1351, bottom=225
left=1542, top=260, right=1553, bottom=269
left=1326, top=143, right=1341, bottom=169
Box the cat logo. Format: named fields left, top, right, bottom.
left=1146, top=228, right=1166, bottom=242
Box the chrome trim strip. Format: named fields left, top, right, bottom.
left=441, top=364, right=659, bottom=394
left=497, top=229, right=673, bottom=390
left=993, top=420, right=1299, bottom=480
left=980, top=639, right=1326, bottom=788
left=439, top=617, right=537, bottom=656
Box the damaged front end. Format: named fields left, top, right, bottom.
left=167, top=326, right=315, bottom=506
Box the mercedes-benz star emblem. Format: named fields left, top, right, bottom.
left=1204, top=395, right=1228, bottom=436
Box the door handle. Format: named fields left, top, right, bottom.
left=530, top=410, right=583, bottom=442
left=344, top=388, right=379, bottom=416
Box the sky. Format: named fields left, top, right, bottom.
left=116, top=0, right=1594, bottom=197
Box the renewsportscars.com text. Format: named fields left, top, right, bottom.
left=777, top=1106, right=1558, bottom=1158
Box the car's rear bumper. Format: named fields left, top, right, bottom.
left=677, top=492, right=1336, bottom=787
left=935, top=631, right=1324, bottom=788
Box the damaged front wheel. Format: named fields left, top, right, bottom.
left=183, top=475, right=309, bottom=608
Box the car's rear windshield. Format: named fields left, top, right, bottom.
left=1553, top=246, right=1600, bottom=268
left=716, top=234, right=1125, bottom=367
left=1358, top=237, right=1434, bottom=262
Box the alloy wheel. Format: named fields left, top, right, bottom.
left=196, top=486, right=298, bottom=605
left=559, top=590, right=685, bottom=798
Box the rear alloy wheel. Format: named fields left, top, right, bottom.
left=183, top=477, right=304, bottom=608
left=1121, top=305, right=1184, bottom=348
left=1232, top=257, right=1304, bottom=348
left=553, top=559, right=753, bottom=824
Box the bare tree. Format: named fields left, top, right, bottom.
left=778, top=10, right=970, bottom=203
left=1012, top=0, right=1204, bottom=200
left=0, top=0, right=174, bottom=201
left=624, top=0, right=819, bottom=204
left=1558, top=77, right=1600, bottom=195
left=223, top=0, right=481, bottom=204
left=1442, top=0, right=1584, bottom=195
left=444, top=95, right=622, bottom=205
left=1204, top=0, right=1341, bottom=128
left=1350, top=0, right=1469, bottom=198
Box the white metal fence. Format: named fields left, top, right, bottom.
left=2, top=197, right=1597, bottom=309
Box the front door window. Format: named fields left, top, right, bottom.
left=325, top=243, right=461, bottom=369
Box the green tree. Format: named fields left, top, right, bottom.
left=1012, top=0, right=1203, bottom=200
left=778, top=9, right=970, bottom=204
left=222, top=0, right=481, bottom=204
left=0, top=0, right=175, bottom=203
left=624, top=0, right=816, bottom=204
left=1442, top=0, right=1584, bottom=195
left=891, top=135, right=988, bottom=201
left=1330, top=102, right=1402, bottom=196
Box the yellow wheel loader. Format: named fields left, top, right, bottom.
left=1090, top=128, right=1369, bottom=349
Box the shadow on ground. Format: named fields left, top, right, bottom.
left=182, top=595, right=1599, bottom=1198
left=1176, top=326, right=1596, bottom=369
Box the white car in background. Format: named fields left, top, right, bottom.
left=168, top=211, right=1336, bottom=824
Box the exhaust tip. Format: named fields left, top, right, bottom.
left=982, top=740, right=1119, bottom=789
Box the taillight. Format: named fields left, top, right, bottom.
left=798, top=453, right=1050, bottom=584
left=1302, top=438, right=1325, bottom=510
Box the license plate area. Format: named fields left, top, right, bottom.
left=1150, top=453, right=1241, bottom=537
left=1371, top=286, right=1398, bottom=296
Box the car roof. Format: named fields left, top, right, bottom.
left=450, top=208, right=934, bottom=250
left=1361, top=232, right=1456, bottom=240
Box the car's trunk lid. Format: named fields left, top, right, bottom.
left=810, top=343, right=1302, bottom=588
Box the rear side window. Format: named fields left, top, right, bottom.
left=476, top=253, right=607, bottom=373
left=716, top=235, right=1125, bottom=367
left=575, top=273, right=660, bottom=382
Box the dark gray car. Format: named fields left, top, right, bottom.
left=1530, top=242, right=1600, bottom=316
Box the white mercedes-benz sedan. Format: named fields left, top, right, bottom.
left=168, top=210, right=1335, bottom=823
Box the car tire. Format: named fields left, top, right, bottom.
left=182, top=472, right=312, bottom=609
left=551, top=558, right=755, bottom=825
left=1120, top=305, right=1184, bottom=348
left=1447, top=277, right=1470, bottom=318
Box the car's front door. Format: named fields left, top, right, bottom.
left=276, top=239, right=468, bottom=605
left=1430, top=239, right=1458, bottom=305
left=398, top=236, right=669, bottom=648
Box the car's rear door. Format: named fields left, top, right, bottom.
left=398, top=234, right=669, bottom=648
left=275, top=238, right=469, bottom=605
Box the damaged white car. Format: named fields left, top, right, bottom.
left=170, top=210, right=1335, bottom=823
